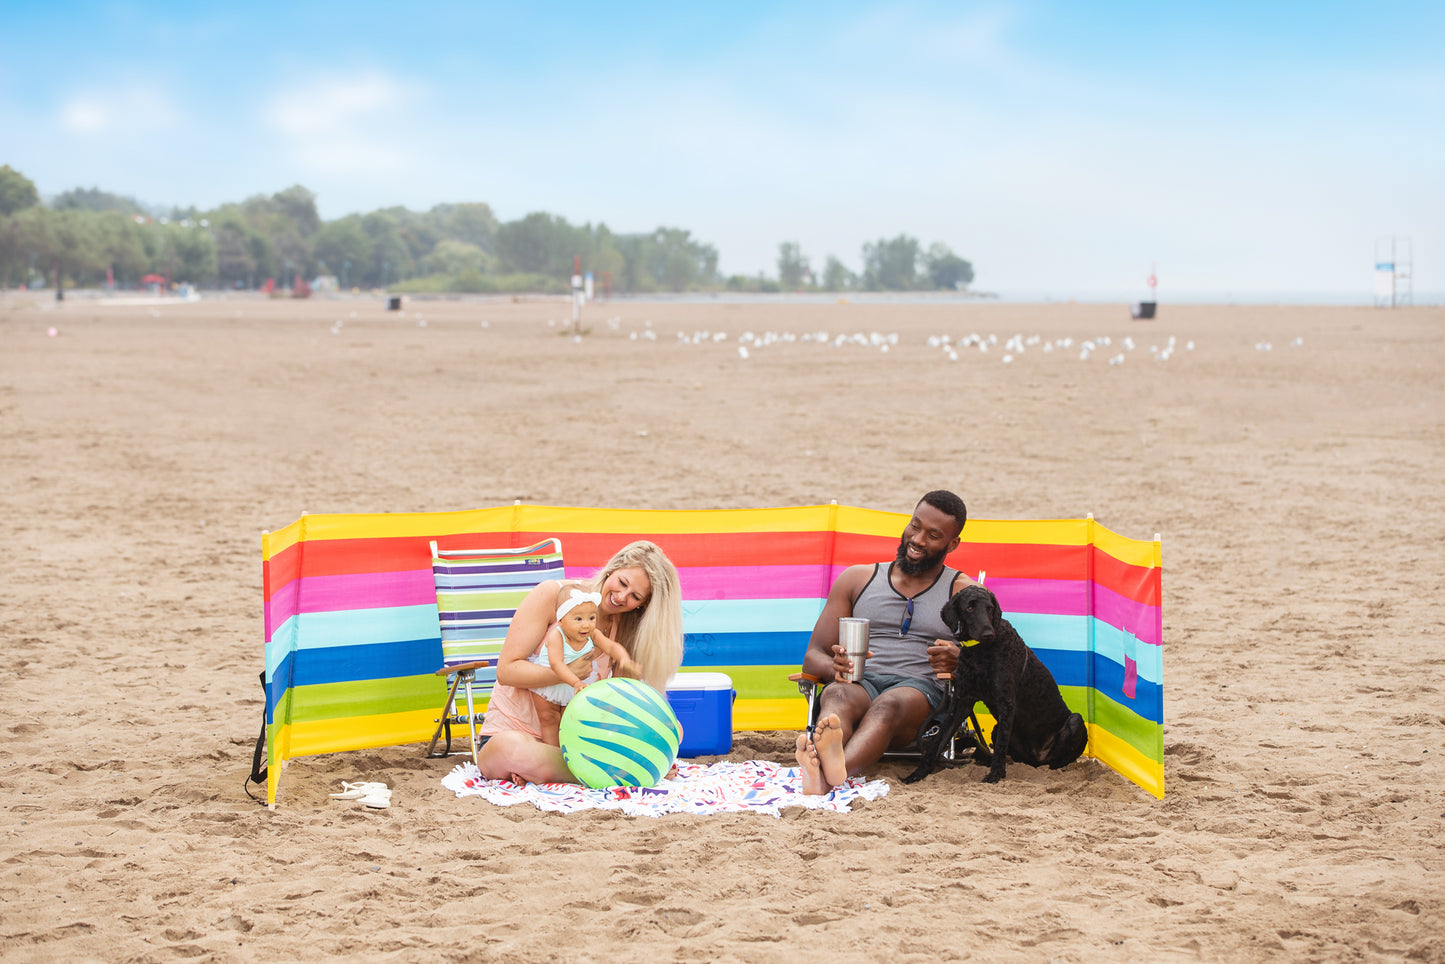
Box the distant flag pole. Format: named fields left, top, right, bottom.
left=571, top=256, right=584, bottom=334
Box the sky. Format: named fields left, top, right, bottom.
left=2, top=1, right=1442, bottom=301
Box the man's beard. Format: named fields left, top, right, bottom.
left=895, top=534, right=947, bottom=577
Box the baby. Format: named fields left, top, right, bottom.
left=529, top=586, right=641, bottom=746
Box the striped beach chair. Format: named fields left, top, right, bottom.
left=424, top=538, right=565, bottom=767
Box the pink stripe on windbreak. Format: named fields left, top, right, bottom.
left=565, top=564, right=844, bottom=600
left=674, top=564, right=841, bottom=600
left=1092, top=583, right=1162, bottom=647
left=264, top=569, right=437, bottom=625
left=988, top=578, right=1088, bottom=618
left=986, top=578, right=1160, bottom=647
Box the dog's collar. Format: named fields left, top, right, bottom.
left=958, top=638, right=984, bottom=648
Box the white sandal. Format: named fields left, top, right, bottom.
left=329, top=781, right=388, bottom=801
left=357, top=788, right=392, bottom=809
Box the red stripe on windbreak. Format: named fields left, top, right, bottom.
left=263, top=527, right=1159, bottom=605
left=948, top=542, right=1087, bottom=581
left=1092, top=547, right=1161, bottom=606
left=518, top=530, right=842, bottom=568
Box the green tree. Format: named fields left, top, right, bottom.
left=615, top=227, right=718, bottom=292
left=91, top=210, right=149, bottom=285
left=162, top=222, right=217, bottom=283
left=17, top=208, right=104, bottom=296
left=924, top=242, right=973, bottom=290
left=861, top=234, right=920, bottom=291
left=270, top=185, right=321, bottom=236
left=212, top=219, right=259, bottom=288
left=421, top=239, right=492, bottom=276
left=52, top=186, right=146, bottom=216
left=312, top=216, right=375, bottom=285
left=777, top=241, right=809, bottom=289
left=0, top=165, right=39, bottom=216
left=497, top=211, right=586, bottom=276
left=821, top=255, right=856, bottom=291
left=429, top=202, right=498, bottom=252
left=360, top=212, right=413, bottom=286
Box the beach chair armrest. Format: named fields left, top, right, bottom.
left=435, top=659, right=493, bottom=676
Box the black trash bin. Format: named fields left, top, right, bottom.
left=387, top=295, right=402, bottom=311
left=1131, top=301, right=1157, bottom=320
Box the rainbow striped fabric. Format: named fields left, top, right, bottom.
left=262, top=503, right=1163, bottom=805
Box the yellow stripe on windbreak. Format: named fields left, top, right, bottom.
left=962, top=518, right=1093, bottom=546
left=1093, top=521, right=1162, bottom=570
left=518, top=504, right=843, bottom=536
left=264, top=504, right=1147, bottom=558
left=262, top=516, right=305, bottom=561
left=734, top=698, right=810, bottom=731
left=1086, top=724, right=1165, bottom=799
left=833, top=508, right=1097, bottom=546
left=264, top=504, right=847, bottom=555
left=286, top=708, right=441, bottom=760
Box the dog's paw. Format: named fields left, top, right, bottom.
left=901, top=767, right=929, bottom=785
left=982, top=769, right=1005, bottom=784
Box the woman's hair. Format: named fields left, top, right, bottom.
left=587, top=540, right=683, bottom=690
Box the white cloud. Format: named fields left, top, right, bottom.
left=264, top=72, right=418, bottom=178
left=57, top=85, right=179, bottom=135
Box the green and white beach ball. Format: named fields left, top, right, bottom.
left=559, top=677, right=682, bottom=789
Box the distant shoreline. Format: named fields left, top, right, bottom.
left=4, top=287, right=1438, bottom=309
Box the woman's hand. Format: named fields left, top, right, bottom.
left=565, top=654, right=594, bottom=680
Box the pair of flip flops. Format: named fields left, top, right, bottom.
left=329, top=781, right=392, bottom=809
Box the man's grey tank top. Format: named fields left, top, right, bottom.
left=853, top=563, right=961, bottom=679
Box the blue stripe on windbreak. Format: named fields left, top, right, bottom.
left=680, top=598, right=824, bottom=634
left=681, top=631, right=811, bottom=666
left=288, top=637, right=440, bottom=688
left=1006, top=613, right=1161, bottom=685
left=675, top=608, right=1161, bottom=687
left=267, top=650, right=293, bottom=719
left=1030, top=648, right=1162, bottom=723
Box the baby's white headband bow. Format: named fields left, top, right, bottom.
left=557, top=588, right=602, bottom=621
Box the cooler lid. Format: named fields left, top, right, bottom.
left=664, top=671, right=734, bottom=691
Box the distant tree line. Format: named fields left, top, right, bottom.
left=0, top=164, right=973, bottom=295
left=770, top=236, right=973, bottom=293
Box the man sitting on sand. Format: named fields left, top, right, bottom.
left=795, top=490, right=975, bottom=795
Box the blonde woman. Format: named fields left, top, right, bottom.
left=475, top=540, right=684, bottom=784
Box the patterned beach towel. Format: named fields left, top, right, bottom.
left=441, top=759, right=889, bottom=817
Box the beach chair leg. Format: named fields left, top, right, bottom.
left=426, top=672, right=468, bottom=759
left=462, top=676, right=480, bottom=770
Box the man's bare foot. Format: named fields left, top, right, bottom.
left=812, top=713, right=849, bottom=788
left=795, top=733, right=830, bottom=796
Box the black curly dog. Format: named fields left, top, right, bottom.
left=904, top=584, right=1087, bottom=784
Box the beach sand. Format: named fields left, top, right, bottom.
left=2, top=292, right=1442, bottom=962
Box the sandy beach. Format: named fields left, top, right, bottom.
left=1, top=291, right=1442, bottom=963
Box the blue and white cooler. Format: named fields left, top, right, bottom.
left=664, top=672, right=735, bottom=757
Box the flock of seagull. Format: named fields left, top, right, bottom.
left=316, top=311, right=1307, bottom=364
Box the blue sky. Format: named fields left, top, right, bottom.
left=2, top=1, right=1441, bottom=299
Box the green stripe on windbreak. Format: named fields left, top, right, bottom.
left=1062, top=685, right=1163, bottom=762
left=289, top=675, right=447, bottom=723
left=676, top=665, right=792, bottom=700
left=270, top=686, right=295, bottom=726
